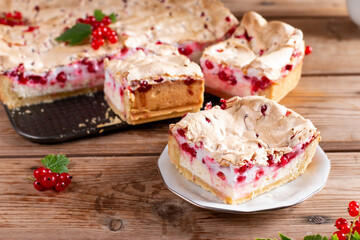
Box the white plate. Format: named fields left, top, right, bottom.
left=157, top=145, right=330, bottom=213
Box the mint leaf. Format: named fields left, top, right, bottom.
left=109, top=13, right=116, bottom=23
left=279, top=233, right=292, bottom=240
left=41, top=154, right=70, bottom=174
left=55, top=23, right=91, bottom=45
left=94, top=9, right=106, bottom=21
left=304, top=235, right=323, bottom=240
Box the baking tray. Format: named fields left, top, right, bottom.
left=4, top=92, right=220, bottom=143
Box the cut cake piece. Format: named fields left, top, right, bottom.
left=168, top=96, right=320, bottom=204
left=200, top=11, right=305, bottom=101
left=104, top=44, right=204, bottom=125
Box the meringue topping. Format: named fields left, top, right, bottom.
left=202, top=11, right=304, bottom=81
left=105, top=44, right=203, bottom=85
left=0, top=0, right=238, bottom=74
left=170, top=96, right=319, bottom=167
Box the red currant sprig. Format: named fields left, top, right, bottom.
left=76, top=15, right=118, bottom=50
left=32, top=167, right=72, bottom=192
left=332, top=201, right=360, bottom=240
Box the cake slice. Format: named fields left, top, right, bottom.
left=0, top=0, right=238, bottom=109
left=200, top=11, right=305, bottom=101
left=168, top=96, right=320, bottom=205
left=104, top=45, right=204, bottom=125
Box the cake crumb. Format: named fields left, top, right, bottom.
left=78, top=123, right=86, bottom=128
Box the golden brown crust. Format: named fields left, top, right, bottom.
left=168, top=133, right=320, bottom=205
left=107, top=80, right=204, bottom=125
left=0, top=75, right=103, bottom=109
left=205, top=62, right=303, bottom=102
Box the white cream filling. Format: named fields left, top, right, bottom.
left=11, top=63, right=104, bottom=98
left=175, top=134, right=311, bottom=200
left=104, top=70, right=125, bottom=115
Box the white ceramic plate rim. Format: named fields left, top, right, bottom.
left=157, top=145, right=331, bottom=213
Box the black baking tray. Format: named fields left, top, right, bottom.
left=4, top=92, right=220, bottom=143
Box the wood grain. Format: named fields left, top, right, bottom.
left=221, top=0, right=347, bottom=17
left=0, top=152, right=355, bottom=239
left=0, top=74, right=359, bottom=156
left=282, top=18, right=360, bottom=75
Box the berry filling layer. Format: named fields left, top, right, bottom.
left=3, top=48, right=133, bottom=98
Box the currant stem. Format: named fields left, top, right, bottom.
left=27, top=176, right=36, bottom=181
left=348, top=213, right=360, bottom=239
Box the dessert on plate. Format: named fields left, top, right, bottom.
left=200, top=11, right=305, bottom=101
left=104, top=44, right=204, bottom=125
left=0, top=0, right=237, bottom=109
left=168, top=96, right=320, bottom=204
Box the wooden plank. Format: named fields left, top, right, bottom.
left=222, top=0, right=347, bottom=17
left=0, top=75, right=359, bottom=156
left=279, top=75, right=360, bottom=152
left=281, top=18, right=360, bottom=75
left=0, top=152, right=356, bottom=239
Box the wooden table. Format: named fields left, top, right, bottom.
left=1, top=1, right=359, bottom=239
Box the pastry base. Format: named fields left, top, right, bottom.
left=106, top=80, right=204, bottom=125
left=205, top=62, right=303, bottom=102
left=168, top=133, right=320, bottom=205
left=0, top=75, right=103, bottom=109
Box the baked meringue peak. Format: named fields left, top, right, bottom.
left=171, top=96, right=319, bottom=167
left=202, top=11, right=305, bottom=81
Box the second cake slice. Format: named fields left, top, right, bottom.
left=104, top=45, right=204, bottom=125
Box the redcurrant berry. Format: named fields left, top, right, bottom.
left=349, top=201, right=359, bottom=209
left=353, top=225, right=360, bottom=234
left=106, top=29, right=117, bottom=37
left=55, top=181, right=67, bottom=192
left=91, top=40, right=100, bottom=50
left=33, top=167, right=47, bottom=179
left=5, top=12, right=12, bottom=19
left=340, top=224, right=350, bottom=234
left=59, top=173, right=71, bottom=186
left=92, top=28, right=103, bottom=38
left=102, top=16, right=112, bottom=25
left=41, top=174, right=57, bottom=189
left=333, top=231, right=346, bottom=240
left=349, top=206, right=360, bottom=217
left=355, top=220, right=360, bottom=228
left=86, top=16, right=96, bottom=24
left=108, top=34, right=118, bottom=44
left=305, top=46, right=312, bottom=55
left=13, top=11, right=22, bottom=19
left=335, top=218, right=348, bottom=230
left=33, top=180, right=47, bottom=191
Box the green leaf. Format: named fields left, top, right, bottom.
left=323, top=237, right=329, bottom=240
left=304, top=235, right=323, bottom=240
left=55, top=23, right=91, bottom=45
left=94, top=9, right=106, bottom=21
left=279, top=233, right=293, bottom=240
left=41, top=154, right=70, bottom=174
left=109, top=13, right=116, bottom=23
left=354, top=231, right=360, bottom=240
left=331, top=235, right=339, bottom=240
